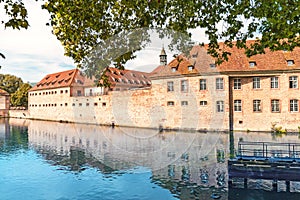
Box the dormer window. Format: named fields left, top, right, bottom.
left=132, top=73, right=136, bottom=77
left=171, top=67, right=177, bottom=72
left=249, top=61, right=256, bottom=67
left=210, top=63, right=216, bottom=68
left=188, top=65, right=194, bottom=71
left=287, top=60, right=295, bottom=66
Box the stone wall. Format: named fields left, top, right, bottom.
left=27, top=72, right=300, bottom=132
left=27, top=74, right=231, bottom=131
left=231, top=72, right=300, bottom=132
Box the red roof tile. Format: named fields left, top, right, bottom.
left=29, top=69, right=85, bottom=91
left=151, top=40, right=300, bottom=78
left=104, top=67, right=151, bottom=88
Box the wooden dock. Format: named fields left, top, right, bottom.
left=228, top=141, right=300, bottom=192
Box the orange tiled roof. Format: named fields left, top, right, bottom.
left=30, top=69, right=84, bottom=91
left=104, top=67, right=151, bottom=88
left=151, top=40, right=300, bottom=78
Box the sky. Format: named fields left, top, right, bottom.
left=0, top=1, right=208, bottom=83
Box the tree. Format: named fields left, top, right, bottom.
left=2, top=0, right=300, bottom=67
left=1, top=0, right=28, bottom=29
left=0, top=74, right=23, bottom=94
left=42, top=0, right=300, bottom=67
left=10, top=83, right=31, bottom=108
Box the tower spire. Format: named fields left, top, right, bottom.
left=159, top=45, right=167, bottom=66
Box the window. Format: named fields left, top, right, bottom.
left=77, top=90, right=82, bottom=96
left=181, top=101, right=188, bottom=106
left=102, top=102, right=106, bottom=107
left=188, top=65, right=194, bottom=71
left=290, top=99, right=298, bottom=112
left=94, top=103, right=98, bottom=106
left=271, top=77, right=279, bottom=89
left=253, top=77, right=260, bottom=89
left=79, top=103, right=82, bottom=107
left=216, top=78, right=224, bottom=90
left=233, top=78, right=241, bottom=90
left=199, top=79, right=207, bottom=90
left=200, top=101, right=207, bottom=106
left=249, top=61, right=256, bottom=67
left=234, top=100, right=242, bottom=112
left=171, top=67, right=177, bottom=72
left=167, top=101, right=175, bottom=106
left=289, top=76, right=298, bottom=88
left=65, top=103, right=68, bottom=106
left=65, top=90, right=68, bottom=93
left=86, top=103, right=89, bottom=106
left=181, top=80, right=188, bottom=92
left=210, top=63, right=216, bottom=68
left=287, top=60, right=295, bottom=66
left=253, top=100, right=261, bottom=112
left=72, top=103, right=75, bottom=106
left=216, top=101, right=224, bottom=112
left=167, top=81, right=174, bottom=92
left=271, top=99, right=280, bottom=112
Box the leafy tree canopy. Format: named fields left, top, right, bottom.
left=10, top=83, right=31, bottom=107
left=0, top=74, right=23, bottom=94
left=2, top=0, right=300, bottom=67
left=1, top=0, right=28, bottom=29
left=42, top=0, right=300, bottom=66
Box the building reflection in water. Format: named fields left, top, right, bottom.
left=25, top=119, right=229, bottom=198
left=7, top=118, right=300, bottom=199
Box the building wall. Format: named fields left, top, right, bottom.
left=150, top=75, right=230, bottom=131
left=27, top=71, right=300, bottom=132
left=231, top=72, right=300, bottom=132
left=28, top=74, right=230, bottom=131
left=0, top=95, right=10, bottom=116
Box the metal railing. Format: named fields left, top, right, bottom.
left=237, top=141, right=300, bottom=161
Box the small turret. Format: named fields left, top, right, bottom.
left=159, top=47, right=167, bottom=66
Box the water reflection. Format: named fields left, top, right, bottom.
left=3, top=118, right=300, bottom=199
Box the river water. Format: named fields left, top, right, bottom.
left=1, top=118, right=300, bottom=200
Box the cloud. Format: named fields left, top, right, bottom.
left=0, top=1, right=75, bottom=82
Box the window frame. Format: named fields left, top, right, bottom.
left=200, top=101, right=208, bottom=106
left=233, top=78, right=241, bottom=90
left=167, top=101, right=175, bottom=106
left=216, top=78, right=224, bottom=90
left=253, top=77, right=261, bottom=89
left=270, top=77, right=279, bottom=89
left=290, top=99, right=299, bottom=112
left=253, top=100, right=262, bottom=112
left=199, top=79, right=207, bottom=90
left=181, top=101, right=188, bottom=106
left=181, top=80, right=189, bottom=92
left=167, top=81, right=174, bottom=92
left=271, top=99, right=280, bottom=113
left=289, top=76, right=298, bottom=89
left=234, top=100, right=242, bottom=112
left=216, top=100, right=224, bottom=112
